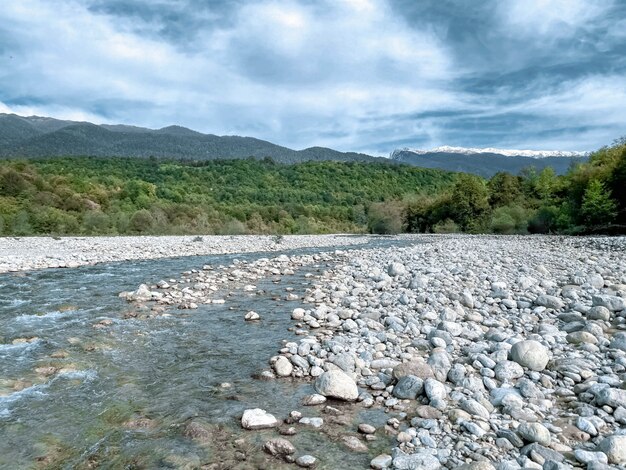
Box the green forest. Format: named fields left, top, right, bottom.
left=0, top=157, right=454, bottom=235
left=0, top=138, right=624, bottom=236
left=407, top=138, right=626, bottom=235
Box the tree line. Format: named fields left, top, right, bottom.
left=0, top=138, right=623, bottom=236
left=404, top=138, right=625, bottom=234
left=0, top=157, right=453, bottom=235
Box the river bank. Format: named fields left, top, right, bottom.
left=0, top=234, right=373, bottom=273
left=127, top=235, right=626, bottom=468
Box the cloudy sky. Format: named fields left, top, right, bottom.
left=0, top=0, right=624, bottom=154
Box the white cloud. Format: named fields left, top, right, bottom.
left=0, top=0, right=622, bottom=152
left=0, top=0, right=460, bottom=151
left=499, top=0, right=613, bottom=36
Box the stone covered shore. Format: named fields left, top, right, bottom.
left=0, top=234, right=372, bottom=273
left=126, top=235, right=626, bottom=469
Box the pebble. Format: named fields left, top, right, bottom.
left=126, top=235, right=626, bottom=467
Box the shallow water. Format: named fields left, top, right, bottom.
left=0, top=243, right=407, bottom=469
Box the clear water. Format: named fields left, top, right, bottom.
left=0, top=245, right=401, bottom=469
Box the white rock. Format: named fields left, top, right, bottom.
left=273, top=356, right=293, bottom=377
left=314, top=370, right=358, bottom=401
left=509, top=340, right=550, bottom=371
left=241, top=409, right=278, bottom=430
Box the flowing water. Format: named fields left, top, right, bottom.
left=0, top=243, right=406, bottom=469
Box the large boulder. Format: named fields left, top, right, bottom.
left=534, top=295, right=564, bottom=310
left=273, top=356, right=293, bottom=377
left=517, top=422, right=551, bottom=446
left=392, top=375, right=424, bottom=400
left=598, top=434, right=626, bottom=465
left=509, top=340, right=550, bottom=371
left=393, top=358, right=434, bottom=380
left=592, top=295, right=626, bottom=312
left=595, top=388, right=626, bottom=408
left=314, top=370, right=358, bottom=401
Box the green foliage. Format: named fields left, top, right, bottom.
left=488, top=172, right=522, bottom=207
left=432, top=219, right=460, bottom=234
left=448, top=174, right=491, bottom=232
left=0, top=157, right=454, bottom=235
left=490, top=205, right=529, bottom=234
left=1, top=138, right=624, bottom=236
left=367, top=201, right=404, bottom=234
left=580, top=179, right=617, bottom=227
left=528, top=206, right=560, bottom=234
left=129, top=209, right=155, bottom=233
left=405, top=138, right=626, bottom=235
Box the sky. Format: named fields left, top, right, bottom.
left=0, top=0, right=625, bottom=155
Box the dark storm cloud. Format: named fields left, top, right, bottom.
left=0, top=0, right=624, bottom=153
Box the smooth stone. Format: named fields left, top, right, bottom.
left=370, top=454, right=393, bottom=469
left=495, top=361, right=524, bottom=381
left=392, top=375, right=424, bottom=400
left=302, top=394, right=327, bottom=406
left=566, top=331, right=598, bottom=345
left=424, top=378, right=447, bottom=402
left=510, top=340, right=550, bottom=371
left=587, top=306, right=611, bottom=321
left=314, top=370, right=358, bottom=401
left=241, top=409, right=278, bottom=430
left=299, top=417, right=323, bottom=428
left=392, top=358, right=435, bottom=380
left=574, top=449, right=608, bottom=465
left=535, top=295, right=564, bottom=310
left=273, top=356, right=294, bottom=377
left=609, top=332, right=626, bottom=351
left=342, top=435, right=368, bottom=452
left=358, top=423, right=376, bottom=434
left=518, top=423, right=551, bottom=446
left=244, top=311, right=260, bottom=321
left=592, top=295, right=626, bottom=312
left=295, top=455, right=317, bottom=468
left=263, top=438, right=296, bottom=456
left=457, top=462, right=496, bottom=470
left=595, top=388, right=626, bottom=408
left=392, top=449, right=440, bottom=470
left=597, top=434, right=626, bottom=465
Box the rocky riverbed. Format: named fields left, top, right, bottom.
left=0, top=234, right=371, bottom=273
left=127, top=235, right=626, bottom=469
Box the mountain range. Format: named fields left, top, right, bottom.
left=0, top=113, right=379, bottom=164
left=0, top=113, right=588, bottom=176
left=390, top=147, right=588, bottom=177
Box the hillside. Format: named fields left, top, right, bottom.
left=0, top=156, right=455, bottom=235
left=0, top=114, right=380, bottom=163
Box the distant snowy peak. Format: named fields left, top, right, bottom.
left=393, top=145, right=587, bottom=159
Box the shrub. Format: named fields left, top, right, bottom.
left=580, top=179, right=617, bottom=227
left=368, top=202, right=404, bottom=234
left=490, top=205, right=529, bottom=234
left=433, top=219, right=460, bottom=233
left=129, top=209, right=155, bottom=233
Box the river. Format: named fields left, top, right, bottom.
left=0, top=245, right=399, bottom=469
